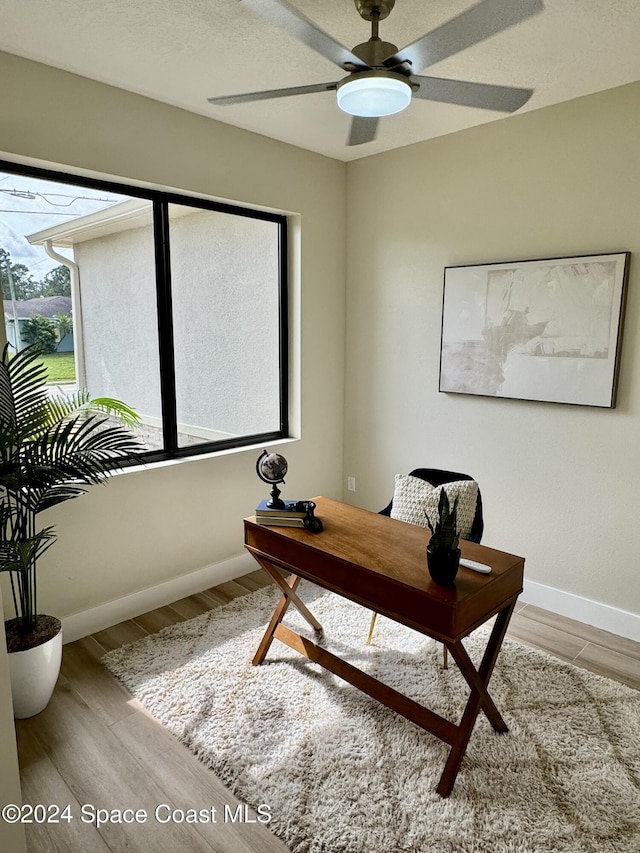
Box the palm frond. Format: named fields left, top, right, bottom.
left=36, top=485, right=89, bottom=513
left=44, top=391, right=141, bottom=430
left=1, top=342, right=142, bottom=631
left=1, top=345, right=50, bottom=442
left=20, top=413, right=142, bottom=513
left=79, top=397, right=140, bottom=428
left=0, top=528, right=56, bottom=574
left=44, top=389, right=92, bottom=425
left=0, top=351, right=13, bottom=426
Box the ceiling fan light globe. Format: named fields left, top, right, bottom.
left=336, top=74, right=411, bottom=118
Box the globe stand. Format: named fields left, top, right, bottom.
left=267, top=483, right=285, bottom=510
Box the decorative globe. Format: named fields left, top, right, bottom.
left=256, top=451, right=288, bottom=509
left=257, top=451, right=288, bottom=485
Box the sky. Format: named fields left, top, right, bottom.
left=0, top=171, right=128, bottom=279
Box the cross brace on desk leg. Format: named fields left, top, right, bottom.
left=273, top=622, right=459, bottom=747
left=252, top=563, right=322, bottom=666
left=436, top=599, right=516, bottom=797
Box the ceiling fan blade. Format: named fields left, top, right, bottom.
left=385, top=0, right=544, bottom=74
left=411, top=75, right=533, bottom=112
left=208, top=82, right=337, bottom=106
left=348, top=117, right=379, bottom=146
left=242, top=0, right=366, bottom=70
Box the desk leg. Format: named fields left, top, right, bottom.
left=253, top=573, right=302, bottom=666
left=436, top=600, right=515, bottom=797
left=252, top=559, right=323, bottom=667
left=447, top=642, right=507, bottom=733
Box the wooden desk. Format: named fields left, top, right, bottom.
left=244, top=496, right=524, bottom=797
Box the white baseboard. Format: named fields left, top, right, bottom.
left=521, top=579, right=640, bottom=643
left=61, top=553, right=256, bottom=643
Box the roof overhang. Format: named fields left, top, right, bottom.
left=26, top=199, right=153, bottom=247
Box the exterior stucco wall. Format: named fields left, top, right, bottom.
left=74, top=207, right=279, bottom=437
left=169, top=207, right=280, bottom=437
left=74, top=221, right=162, bottom=421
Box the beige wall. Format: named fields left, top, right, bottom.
left=345, top=81, right=640, bottom=619
left=0, top=50, right=347, bottom=619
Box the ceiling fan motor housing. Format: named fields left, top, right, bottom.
left=354, top=0, right=396, bottom=22
left=351, top=39, right=405, bottom=70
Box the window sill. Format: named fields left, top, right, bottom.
left=112, top=435, right=301, bottom=479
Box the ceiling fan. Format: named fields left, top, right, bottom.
left=208, top=0, right=543, bottom=146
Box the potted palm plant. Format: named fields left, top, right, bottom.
left=425, top=490, right=461, bottom=586
left=0, top=344, right=142, bottom=718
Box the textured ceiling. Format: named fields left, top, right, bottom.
left=2, top=0, right=640, bottom=162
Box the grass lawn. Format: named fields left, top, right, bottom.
left=39, top=352, right=76, bottom=384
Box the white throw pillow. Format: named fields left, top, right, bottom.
left=389, top=474, right=478, bottom=539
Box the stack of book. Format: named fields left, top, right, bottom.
left=254, top=499, right=307, bottom=527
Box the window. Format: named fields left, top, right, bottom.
left=0, top=160, right=288, bottom=462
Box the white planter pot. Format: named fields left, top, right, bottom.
left=8, top=620, right=63, bottom=719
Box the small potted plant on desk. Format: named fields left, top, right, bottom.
left=0, top=345, right=142, bottom=718
left=425, top=491, right=461, bottom=586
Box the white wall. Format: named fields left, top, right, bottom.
left=0, top=50, right=347, bottom=620
left=344, top=81, right=640, bottom=625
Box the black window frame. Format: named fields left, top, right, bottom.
left=0, top=159, right=289, bottom=465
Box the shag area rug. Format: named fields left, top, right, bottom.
left=103, top=583, right=640, bottom=853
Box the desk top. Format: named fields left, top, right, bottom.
left=244, top=497, right=524, bottom=642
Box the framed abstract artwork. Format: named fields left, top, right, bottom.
left=439, top=252, right=629, bottom=407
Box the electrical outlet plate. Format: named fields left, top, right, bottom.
left=347, top=477, right=356, bottom=491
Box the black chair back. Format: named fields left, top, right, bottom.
left=380, top=467, right=484, bottom=543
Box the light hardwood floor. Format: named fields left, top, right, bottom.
left=15, top=570, right=640, bottom=853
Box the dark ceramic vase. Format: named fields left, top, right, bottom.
left=426, top=546, right=461, bottom=586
